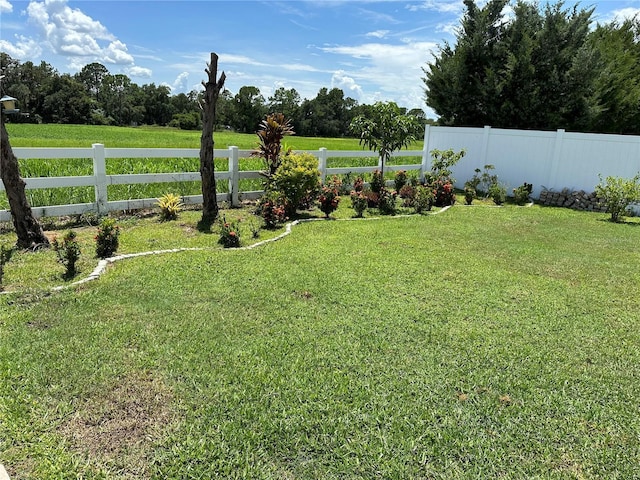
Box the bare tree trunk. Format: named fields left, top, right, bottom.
left=199, top=52, right=226, bottom=225
left=0, top=112, right=49, bottom=249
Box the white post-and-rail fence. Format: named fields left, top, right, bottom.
left=0, top=144, right=425, bottom=222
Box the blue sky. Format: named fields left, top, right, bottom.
left=1, top=0, right=639, bottom=114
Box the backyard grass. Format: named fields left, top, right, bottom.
left=1, top=204, right=639, bottom=478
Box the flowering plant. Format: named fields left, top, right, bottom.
left=350, top=190, right=368, bottom=217
left=218, top=216, right=240, bottom=248
left=318, top=176, right=342, bottom=218
left=257, top=191, right=287, bottom=229
left=377, top=187, right=398, bottom=215
left=433, top=179, right=456, bottom=207
left=394, top=170, right=408, bottom=192
left=95, top=217, right=120, bottom=258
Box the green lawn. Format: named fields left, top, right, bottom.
left=1, top=204, right=639, bottom=478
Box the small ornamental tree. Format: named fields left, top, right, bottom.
left=350, top=101, right=423, bottom=175
left=596, top=174, right=640, bottom=222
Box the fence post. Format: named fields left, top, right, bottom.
left=421, top=125, right=431, bottom=182
left=229, top=146, right=239, bottom=207
left=480, top=125, right=491, bottom=166
left=92, top=143, right=107, bottom=215
left=547, top=129, right=565, bottom=190
left=318, top=148, right=328, bottom=184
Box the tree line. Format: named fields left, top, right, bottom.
left=424, top=0, right=640, bottom=135
left=0, top=53, right=427, bottom=137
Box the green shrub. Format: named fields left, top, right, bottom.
left=257, top=190, right=287, bottom=229
left=394, top=170, right=408, bottom=192
left=465, top=165, right=497, bottom=197
left=350, top=190, right=368, bottom=217
left=218, top=216, right=240, bottom=248
left=370, top=169, right=385, bottom=194
left=95, top=217, right=120, bottom=258
left=399, top=184, right=416, bottom=207
left=464, top=186, right=476, bottom=205
left=414, top=185, right=434, bottom=213
left=513, top=182, right=533, bottom=206
left=52, top=231, right=81, bottom=279
left=489, top=183, right=507, bottom=205
left=157, top=193, right=183, bottom=221
left=318, top=176, right=342, bottom=218
left=378, top=188, right=398, bottom=215
left=272, top=152, right=320, bottom=216
left=595, top=174, right=640, bottom=222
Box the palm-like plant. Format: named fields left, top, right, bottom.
left=251, top=113, right=295, bottom=180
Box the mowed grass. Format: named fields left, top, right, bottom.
left=1, top=205, right=639, bottom=478
left=2, top=123, right=422, bottom=209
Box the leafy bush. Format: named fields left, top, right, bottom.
left=489, top=183, right=507, bottom=205
left=429, top=149, right=465, bottom=184
left=218, top=216, right=241, bottom=248
left=364, top=189, right=379, bottom=208
left=378, top=188, right=398, bottom=215
left=399, top=184, right=416, bottom=207
left=595, top=174, right=640, bottom=222
left=513, top=182, right=533, bottom=205
left=394, top=170, right=408, bottom=192
left=157, top=193, right=183, bottom=221
left=464, top=186, right=476, bottom=205
left=318, top=176, right=342, bottom=218
left=414, top=185, right=434, bottom=213
left=272, top=152, right=320, bottom=216
left=257, top=191, right=287, bottom=229
left=370, top=169, right=385, bottom=194
left=95, top=217, right=120, bottom=258
left=433, top=179, right=456, bottom=207
left=465, top=165, right=497, bottom=197
left=353, top=176, right=364, bottom=192
left=350, top=190, right=368, bottom=217
left=52, top=231, right=81, bottom=278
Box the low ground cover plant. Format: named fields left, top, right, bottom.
left=218, top=216, right=241, bottom=248
left=156, top=193, right=183, bottom=221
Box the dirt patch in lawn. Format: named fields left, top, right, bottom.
left=60, top=370, right=178, bottom=478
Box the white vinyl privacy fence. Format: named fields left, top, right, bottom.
left=424, top=125, right=640, bottom=198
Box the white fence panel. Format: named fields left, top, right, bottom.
left=425, top=126, right=640, bottom=199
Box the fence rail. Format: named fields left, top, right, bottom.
left=0, top=144, right=427, bottom=222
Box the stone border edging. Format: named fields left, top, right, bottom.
left=6, top=205, right=454, bottom=295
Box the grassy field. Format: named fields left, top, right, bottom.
left=2, top=124, right=422, bottom=210
left=1, top=203, right=639, bottom=478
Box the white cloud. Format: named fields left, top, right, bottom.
left=171, top=72, right=189, bottom=92
left=0, top=0, right=13, bottom=13
left=127, top=66, right=153, bottom=78
left=103, top=40, right=134, bottom=64
left=406, top=1, right=462, bottom=14
left=365, top=30, right=390, bottom=39
left=22, top=0, right=135, bottom=66
left=603, top=7, right=640, bottom=24
left=331, top=70, right=363, bottom=99
left=319, top=40, right=436, bottom=109
left=0, top=35, right=42, bottom=59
